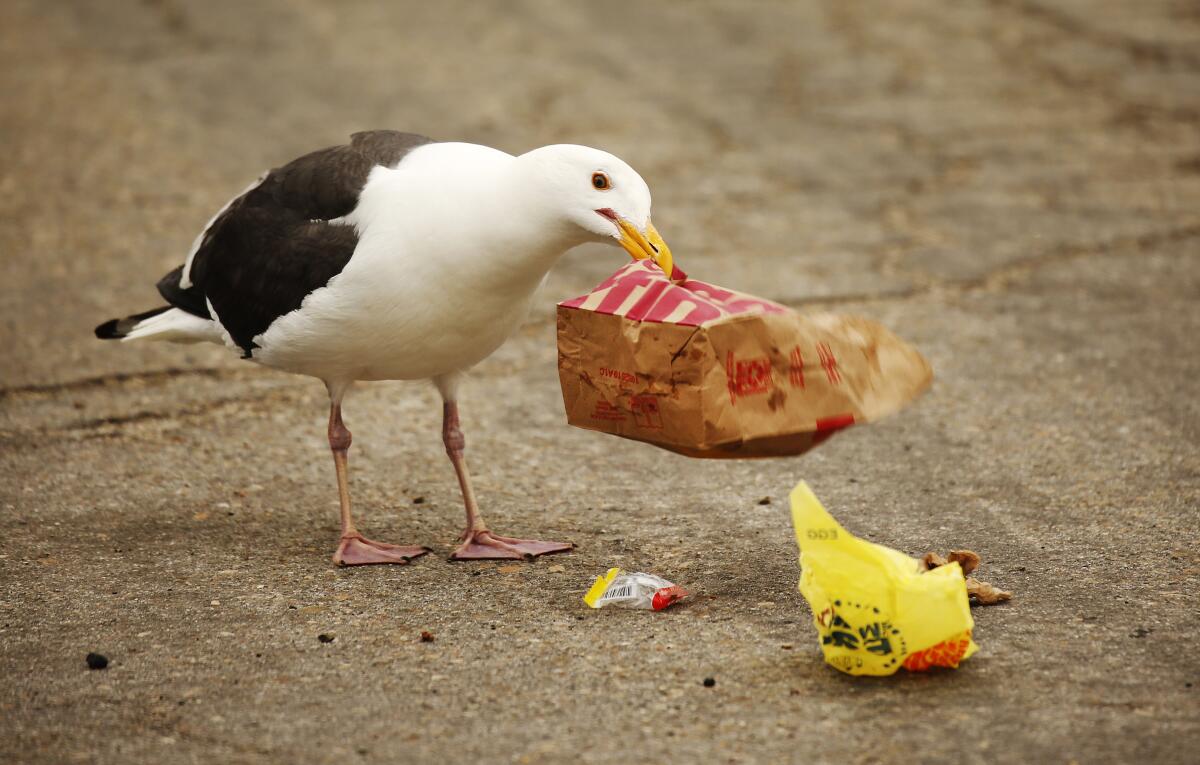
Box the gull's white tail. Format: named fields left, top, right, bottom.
left=95, top=307, right=221, bottom=344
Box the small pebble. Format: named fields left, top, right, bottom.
left=318, top=633, right=335, bottom=643
left=757, top=496, right=771, bottom=505
left=702, top=677, right=715, bottom=688
left=86, top=653, right=109, bottom=670
left=420, top=631, right=435, bottom=643
left=412, top=497, right=425, bottom=505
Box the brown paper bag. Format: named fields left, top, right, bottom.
left=556, top=262, right=932, bottom=458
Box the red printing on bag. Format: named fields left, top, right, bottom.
left=726, top=352, right=772, bottom=403
left=630, top=395, right=663, bottom=429
left=598, top=366, right=636, bottom=386
left=590, top=401, right=627, bottom=422
left=557, top=262, right=789, bottom=326
left=789, top=346, right=805, bottom=388
left=817, top=342, right=841, bottom=385
left=812, top=413, right=856, bottom=445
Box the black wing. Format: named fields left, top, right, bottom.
left=162, top=130, right=434, bottom=357
left=157, top=265, right=207, bottom=317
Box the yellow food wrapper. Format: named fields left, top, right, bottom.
left=790, top=481, right=978, bottom=675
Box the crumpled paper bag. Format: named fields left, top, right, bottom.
left=789, top=481, right=978, bottom=675
left=556, top=262, right=932, bottom=458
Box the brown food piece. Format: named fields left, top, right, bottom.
left=921, top=549, right=1011, bottom=606
left=420, top=631, right=435, bottom=643
left=921, top=552, right=947, bottom=570
left=947, top=549, right=981, bottom=576
left=920, top=550, right=979, bottom=575
left=965, top=576, right=1012, bottom=605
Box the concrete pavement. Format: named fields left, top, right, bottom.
left=2, top=1, right=1198, bottom=762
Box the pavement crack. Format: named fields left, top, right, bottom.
left=988, top=0, right=1200, bottom=72
left=788, top=223, right=1200, bottom=308
left=2, top=387, right=308, bottom=446
left=787, top=286, right=927, bottom=309
left=958, top=223, right=1200, bottom=291
left=0, top=367, right=238, bottom=401
left=976, top=1, right=1200, bottom=132
left=61, top=397, right=247, bottom=432
left=5, top=225, right=1197, bottom=416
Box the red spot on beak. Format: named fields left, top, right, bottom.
left=594, top=207, right=619, bottom=222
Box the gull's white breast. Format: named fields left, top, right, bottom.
left=249, top=143, right=547, bottom=383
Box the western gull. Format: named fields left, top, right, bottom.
left=96, top=130, right=674, bottom=565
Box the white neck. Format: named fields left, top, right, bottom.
left=348, top=145, right=598, bottom=296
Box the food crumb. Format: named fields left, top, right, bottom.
left=922, top=549, right=1011, bottom=605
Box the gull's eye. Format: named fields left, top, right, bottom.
left=592, top=172, right=611, bottom=191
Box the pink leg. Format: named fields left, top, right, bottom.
left=326, top=400, right=430, bottom=567
left=442, top=401, right=574, bottom=561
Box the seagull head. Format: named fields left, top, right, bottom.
left=518, top=144, right=674, bottom=277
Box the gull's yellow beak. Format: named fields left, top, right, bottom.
left=616, top=217, right=674, bottom=278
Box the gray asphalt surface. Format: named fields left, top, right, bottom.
left=2, top=0, right=1198, bottom=763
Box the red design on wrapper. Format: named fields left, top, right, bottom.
left=902, top=633, right=974, bottom=671
left=650, top=585, right=688, bottom=611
